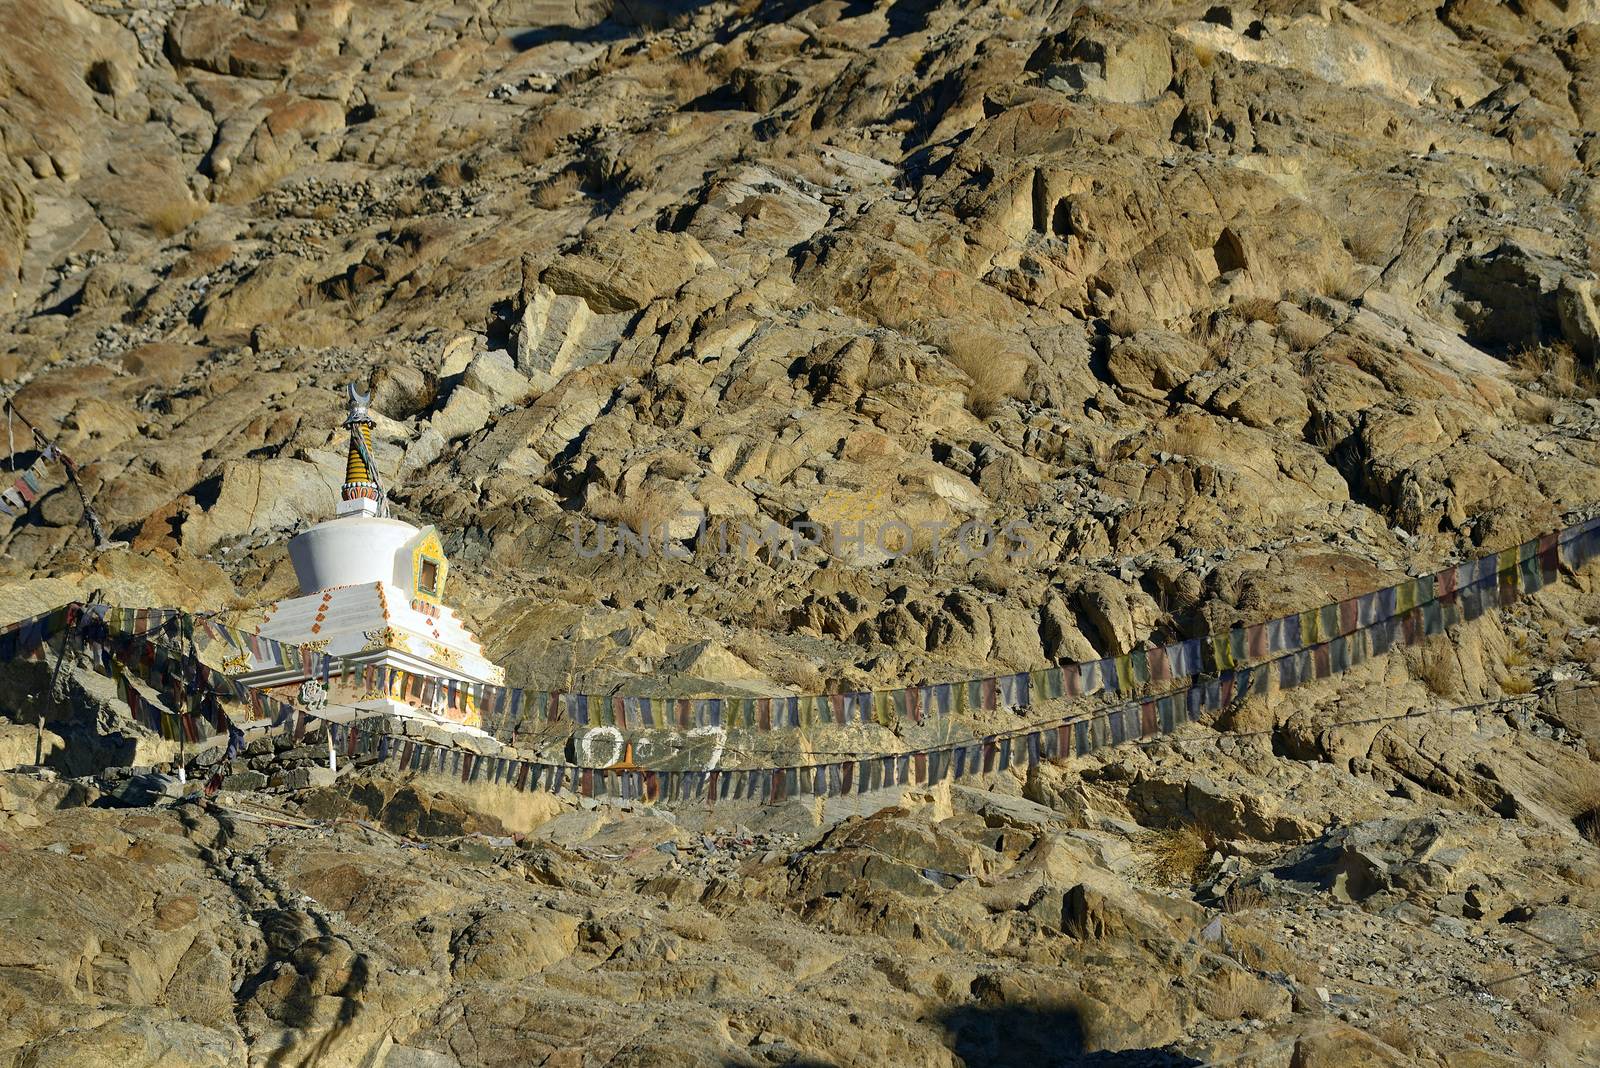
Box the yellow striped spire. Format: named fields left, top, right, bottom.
left=338, top=384, right=382, bottom=517
left=344, top=422, right=375, bottom=486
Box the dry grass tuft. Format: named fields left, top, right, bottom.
left=1511, top=340, right=1596, bottom=400
left=1345, top=225, right=1395, bottom=266
left=1146, top=825, right=1213, bottom=885
left=943, top=347, right=1026, bottom=419
left=1533, top=160, right=1574, bottom=196
left=1416, top=639, right=1458, bottom=697
left=147, top=198, right=208, bottom=238
left=532, top=170, right=584, bottom=210
left=1230, top=930, right=1322, bottom=985
left=665, top=59, right=719, bottom=102
left=1516, top=393, right=1557, bottom=424
left=1280, top=315, right=1331, bottom=352
left=1231, top=296, right=1280, bottom=324
left=966, top=360, right=1025, bottom=418
left=1574, top=785, right=1600, bottom=846
left=1369, top=1019, right=1424, bottom=1057
left=589, top=483, right=684, bottom=542
left=217, top=157, right=297, bottom=206
left=1202, top=969, right=1284, bottom=1021
left=1500, top=673, right=1535, bottom=695
left=431, top=161, right=469, bottom=188
left=440, top=124, right=486, bottom=154
left=517, top=106, right=591, bottom=164
left=322, top=274, right=357, bottom=306
left=1503, top=637, right=1529, bottom=668
left=1317, top=268, right=1366, bottom=301
left=1221, top=884, right=1268, bottom=914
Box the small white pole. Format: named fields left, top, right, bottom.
left=327, top=728, right=337, bottom=774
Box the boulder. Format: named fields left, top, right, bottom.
left=463, top=350, right=542, bottom=407
left=1107, top=331, right=1209, bottom=400
left=198, top=257, right=312, bottom=338
left=1026, top=11, right=1175, bottom=103
left=1556, top=275, right=1600, bottom=362
left=0, top=720, right=63, bottom=770
left=541, top=230, right=714, bottom=315
left=430, top=384, right=492, bottom=442
left=1073, top=574, right=1139, bottom=655
left=177, top=457, right=340, bottom=551
left=165, top=6, right=322, bottom=79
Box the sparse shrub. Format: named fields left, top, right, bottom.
left=146, top=198, right=208, bottom=237
left=431, top=161, right=467, bottom=188
left=1500, top=673, right=1535, bottom=695
left=1280, top=315, right=1330, bottom=352
left=665, top=59, right=718, bottom=102
left=1221, top=884, right=1267, bottom=914
left=1416, top=639, right=1458, bottom=697
left=517, top=106, right=590, bottom=164
left=1146, top=824, right=1212, bottom=885
left=1512, top=341, right=1595, bottom=399
left=589, top=483, right=683, bottom=544
left=1202, top=969, right=1284, bottom=1021
left=1574, top=785, right=1600, bottom=846
left=1345, top=225, right=1394, bottom=266
left=532, top=170, right=583, bottom=209
left=1232, top=296, right=1279, bottom=324
left=1533, top=160, right=1574, bottom=196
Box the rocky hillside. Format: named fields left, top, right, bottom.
left=3, top=0, right=1600, bottom=1064
left=0, top=0, right=1597, bottom=692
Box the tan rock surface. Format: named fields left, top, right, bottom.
left=1, top=0, right=1600, bottom=1063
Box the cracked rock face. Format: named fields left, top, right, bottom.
left=2, top=0, right=1600, bottom=1064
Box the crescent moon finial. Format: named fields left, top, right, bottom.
left=345, top=382, right=372, bottom=423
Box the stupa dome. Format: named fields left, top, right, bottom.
left=236, top=382, right=504, bottom=736
left=289, top=517, right=438, bottom=598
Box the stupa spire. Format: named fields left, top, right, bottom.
left=337, top=384, right=384, bottom=518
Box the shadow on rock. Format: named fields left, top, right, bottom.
left=266, top=945, right=371, bottom=1068
left=937, top=1004, right=1202, bottom=1068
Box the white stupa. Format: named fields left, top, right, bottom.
left=236, top=385, right=504, bottom=734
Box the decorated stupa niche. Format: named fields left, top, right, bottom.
left=235, top=385, right=504, bottom=734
